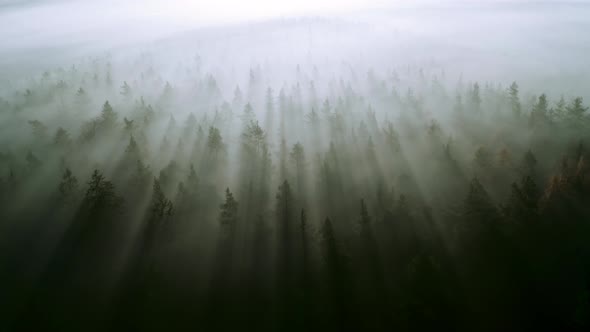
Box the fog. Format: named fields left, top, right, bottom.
left=1, top=1, right=590, bottom=331
left=2, top=0, right=589, bottom=91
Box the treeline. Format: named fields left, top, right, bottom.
left=1, top=59, right=590, bottom=331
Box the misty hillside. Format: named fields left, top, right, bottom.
left=1, top=1, right=590, bottom=331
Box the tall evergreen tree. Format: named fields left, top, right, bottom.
left=508, top=82, right=521, bottom=118
left=100, top=100, right=117, bottom=128
left=58, top=168, right=79, bottom=204
left=219, top=188, right=238, bottom=231
left=207, top=126, right=224, bottom=159
left=83, top=169, right=122, bottom=216
left=150, top=178, right=173, bottom=220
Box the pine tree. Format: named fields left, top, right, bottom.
left=175, top=164, right=199, bottom=216
left=187, top=164, right=199, bottom=189
left=305, top=108, right=319, bottom=125
left=207, top=126, right=224, bottom=158
left=359, top=198, right=371, bottom=225
left=53, top=127, right=72, bottom=148
left=300, top=208, right=308, bottom=255
left=504, top=176, right=540, bottom=224
left=120, top=81, right=132, bottom=97
left=151, top=178, right=173, bottom=219
left=28, top=120, right=48, bottom=142
left=160, top=81, right=173, bottom=102
left=463, top=178, right=499, bottom=225
left=25, top=151, right=41, bottom=170
left=498, top=148, right=512, bottom=167
left=158, top=160, right=180, bottom=197
left=83, top=169, right=122, bottom=215
left=76, top=87, right=89, bottom=104
left=530, top=93, right=549, bottom=127
left=321, top=217, right=341, bottom=273
left=299, top=208, right=310, bottom=296
left=123, top=117, right=135, bottom=132
left=508, top=81, right=521, bottom=117
left=241, top=103, right=255, bottom=125
left=566, top=97, right=588, bottom=123
left=243, top=120, right=266, bottom=153
left=453, top=93, right=464, bottom=117
left=265, top=87, right=274, bottom=115
left=100, top=100, right=117, bottom=127
left=232, top=85, right=243, bottom=109
left=522, top=149, right=537, bottom=175
left=320, top=217, right=356, bottom=329
left=219, top=188, right=238, bottom=229
left=321, top=98, right=332, bottom=116
left=276, top=180, right=293, bottom=232
left=474, top=146, right=492, bottom=168
left=290, top=142, right=305, bottom=171
left=173, top=181, right=187, bottom=216
left=125, top=135, right=139, bottom=156
left=554, top=96, right=567, bottom=120
left=290, top=142, right=306, bottom=195
left=58, top=168, right=79, bottom=204
left=275, top=179, right=295, bottom=317
left=470, top=82, right=482, bottom=112
left=130, top=159, right=152, bottom=190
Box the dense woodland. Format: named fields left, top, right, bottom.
left=1, top=54, right=590, bottom=331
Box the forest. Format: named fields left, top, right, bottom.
left=1, top=1, right=590, bottom=331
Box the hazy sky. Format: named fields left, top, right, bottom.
left=136, top=0, right=393, bottom=20
left=0, top=0, right=392, bottom=23
left=2, top=0, right=588, bottom=94
left=0, top=0, right=396, bottom=49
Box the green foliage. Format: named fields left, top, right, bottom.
left=276, top=180, right=293, bottom=221
left=125, top=135, right=139, bottom=155
left=242, top=120, right=266, bottom=151
left=151, top=178, right=173, bottom=219
left=504, top=176, right=540, bottom=223
left=219, top=187, right=238, bottom=227
left=53, top=127, right=72, bottom=147
left=530, top=93, right=549, bottom=127
left=120, top=81, right=132, bottom=97
left=463, top=177, right=499, bottom=223
left=58, top=168, right=79, bottom=203
left=207, top=126, right=224, bottom=156
left=130, top=159, right=152, bottom=189
left=566, top=97, right=588, bottom=123
left=508, top=81, right=521, bottom=117
left=470, top=82, right=482, bottom=112
left=100, top=100, right=117, bottom=127
left=359, top=198, right=371, bottom=225
left=3, top=53, right=590, bottom=332
left=522, top=149, right=537, bottom=174
left=28, top=119, right=48, bottom=141
left=83, top=169, right=123, bottom=215
left=474, top=146, right=492, bottom=168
